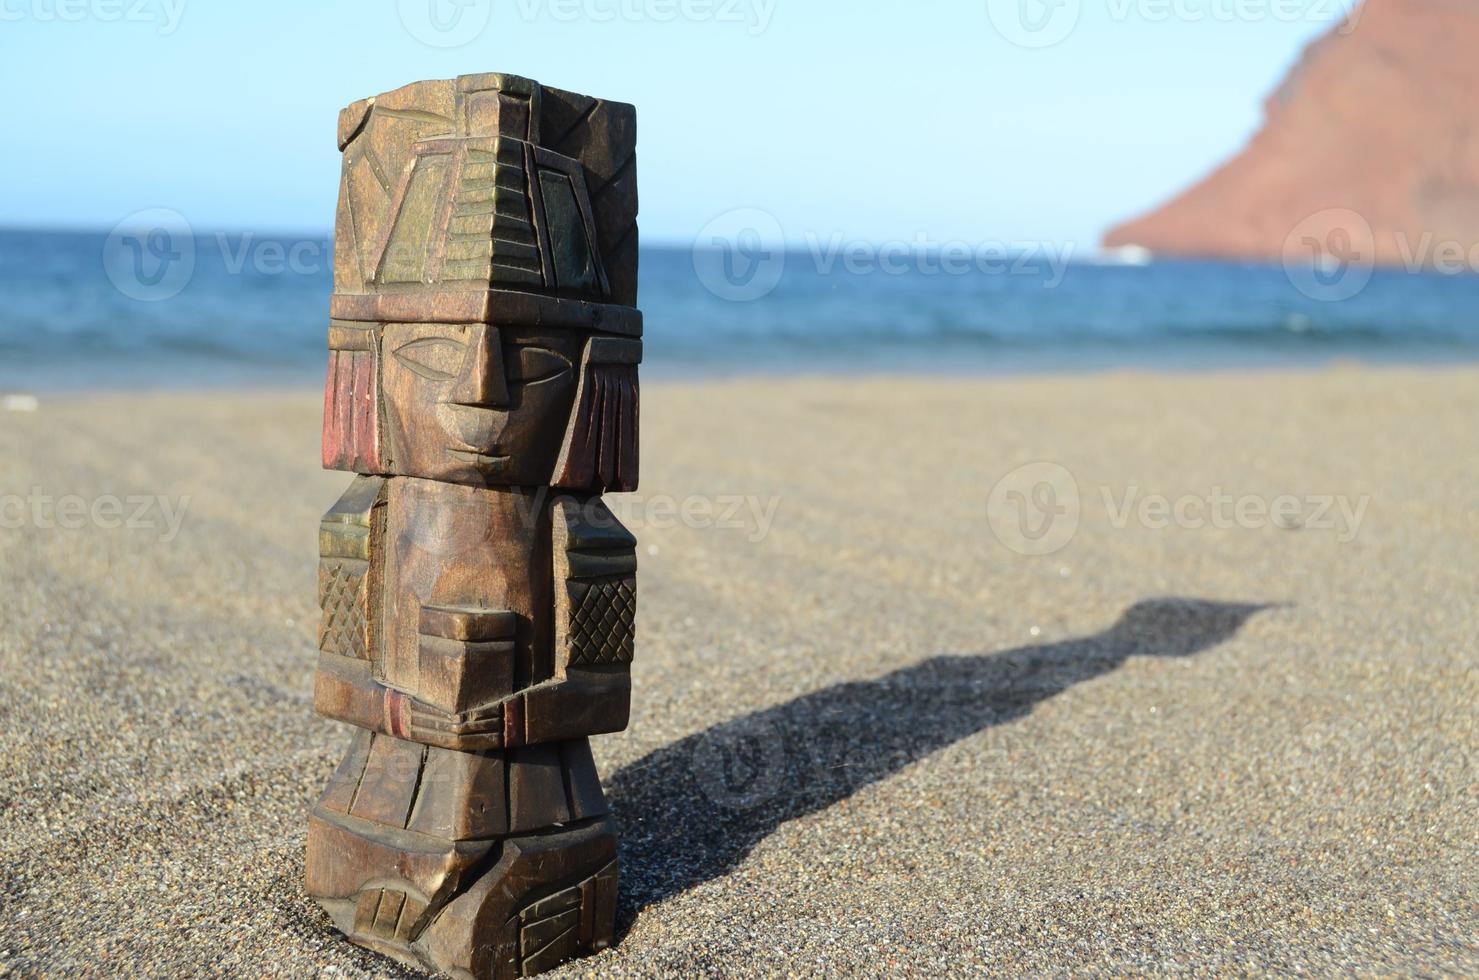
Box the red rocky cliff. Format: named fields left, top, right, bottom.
left=1103, top=0, right=1479, bottom=268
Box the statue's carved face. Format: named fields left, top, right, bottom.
left=380, top=322, right=583, bottom=485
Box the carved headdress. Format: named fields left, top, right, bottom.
left=323, top=73, right=640, bottom=491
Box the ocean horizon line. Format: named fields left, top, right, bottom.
left=3, top=227, right=1478, bottom=392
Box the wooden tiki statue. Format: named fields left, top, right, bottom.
left=307, top=73, right=640, bottom=979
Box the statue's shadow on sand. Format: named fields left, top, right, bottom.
left=607, top=597, right=1273, bottom=928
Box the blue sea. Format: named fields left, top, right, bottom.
left=3, top=227, right=1479, bottom=390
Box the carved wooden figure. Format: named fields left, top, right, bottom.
left=307, top=73, right=639, bottom=979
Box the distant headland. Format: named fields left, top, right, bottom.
left=1103, top=0, right=1479, bottom=269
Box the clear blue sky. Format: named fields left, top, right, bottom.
left=0, top=0, right=1351, bottom=247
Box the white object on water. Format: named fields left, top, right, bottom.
left=3, top=395, right=39, bottom=413
left=1093, top=245, right=1154, bottom=266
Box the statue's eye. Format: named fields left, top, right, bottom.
left=507, top=345, right=572, bottom=386
left=393, top=337, right=467, bottom=381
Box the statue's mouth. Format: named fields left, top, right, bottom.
left=447, top=449, right=510, bottom=468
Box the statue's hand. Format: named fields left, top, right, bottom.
left=403, top=696, right=504, bottom=748
left=415, top=604, right=519, bottom=717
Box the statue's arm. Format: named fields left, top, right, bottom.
left=502, top=493, right=636, bottom=746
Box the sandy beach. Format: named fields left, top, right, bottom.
left=1, top=366, right=1475, bottom=976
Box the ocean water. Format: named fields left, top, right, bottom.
left=3, top=227, right=1478, bottom=390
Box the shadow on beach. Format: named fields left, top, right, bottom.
left=607, top=597, right=1273, bottom=928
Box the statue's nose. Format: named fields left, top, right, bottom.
left=449, top=324, right=510, bottom=407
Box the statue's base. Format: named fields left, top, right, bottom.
left=308, top=811, right=618, bottom=979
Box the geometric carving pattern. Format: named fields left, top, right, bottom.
left=541, top=87, right=639, bottom=306
left=517, top=860, right=618, bottom=976
left=567, top=576, right=635, bottom=666
left=319, top=558, right=369, bottom=659
left=353, top=887, right=427, bottom=946
left=444, top=140, right=544, bottom=288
